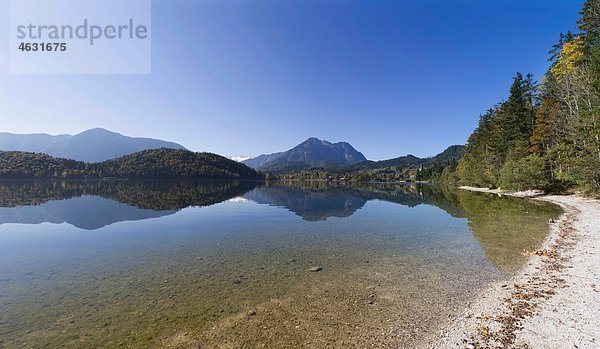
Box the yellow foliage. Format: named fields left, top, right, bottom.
left=551, top=36, right=585, bottom=78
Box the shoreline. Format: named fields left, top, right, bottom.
left=422, top=187, right=600, bottom=348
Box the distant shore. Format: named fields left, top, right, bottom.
left=423, top=187, right=600, bottom=348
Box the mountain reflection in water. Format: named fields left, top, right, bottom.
left=0, top=179, right=561, bottom=275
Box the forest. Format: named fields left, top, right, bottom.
left=452, top=0, right=600, bottom=195
left=0, top=148, right=263, bottom=180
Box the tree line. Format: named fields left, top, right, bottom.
left=0, top=148, right=263, bottom=180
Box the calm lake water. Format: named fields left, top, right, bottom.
left=0, top=180, right=562, bottom=348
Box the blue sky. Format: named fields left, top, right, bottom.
left=0, top=0, right=584, bottom=160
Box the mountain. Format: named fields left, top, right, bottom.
left=423, top=145, right=465, bottom=167
left=0, top=128, right=187, bottom=162
left=243, top=138, right=367, bottom=170
left=351, top=145, right=465, bottom=171
left=0, top=149, right=263, bottom=180
left=231, top=155, right=252, bottom=162
left=350, top=155, right=422, bottom=171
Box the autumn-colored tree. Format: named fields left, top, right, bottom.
left=551, top=36, right=585, bottom=78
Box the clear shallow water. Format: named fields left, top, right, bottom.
left=0, top=180, right=562, bottom=348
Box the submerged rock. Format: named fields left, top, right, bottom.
left=308, top=266, right=323, bottom=272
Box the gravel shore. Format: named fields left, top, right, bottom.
left=421, top=187, right=600, bottom=349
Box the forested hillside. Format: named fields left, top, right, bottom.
left=0, top=151, right=91, bottom=178
left=0, top=149, right=263, bottom=180
left=456, top=0, right=600, bottom=194
left=102, top=149, right=262, bottom=179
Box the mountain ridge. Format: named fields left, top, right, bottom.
left=351, top=145, right=465, bottom=171
left=0, top=128, right=187, bottom=162
left=248, top=142, right=464, bottom=174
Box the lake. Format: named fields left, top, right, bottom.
left=0, top=180, right=562, bottom=348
